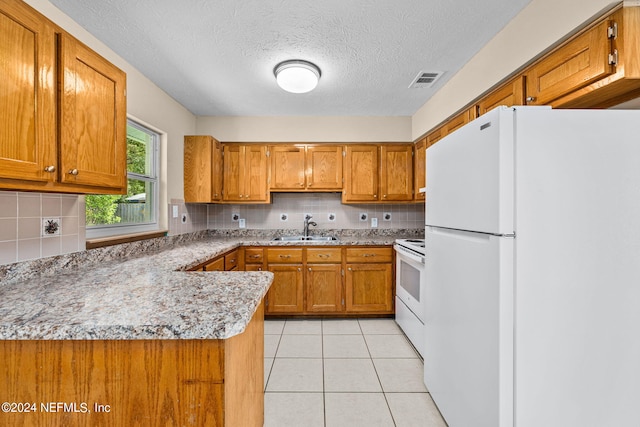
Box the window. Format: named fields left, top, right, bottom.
left=86, top=119, right=159, bottom=237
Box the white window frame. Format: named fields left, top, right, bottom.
left=86, top=118, right=160, bottom=239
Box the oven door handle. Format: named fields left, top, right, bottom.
left=393, top=245, right=425, bottom=264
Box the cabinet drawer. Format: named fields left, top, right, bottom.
left=204, top=257, right=225, bottom=271
left=345, top=247, right=393, bottom=263
left=306, top=248, right=342, bottom=263
left=244, top=248, right=264, bottom=263
left=224, top=250, right=239, bottom=270
left=267, top=248, right=303, bottom=263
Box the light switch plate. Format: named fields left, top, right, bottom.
left=239, top=218, right=246, bottom=228
left=371, top=217, right=378, bottom=228
left=172, top=205, right=179, bottom=218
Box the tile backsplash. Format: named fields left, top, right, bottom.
left=0, top=191, right=85, bottom=265
left=201, top=193, right=425, bottom=233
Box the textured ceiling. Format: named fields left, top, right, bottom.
left=49, top=0, right=532, bottom=116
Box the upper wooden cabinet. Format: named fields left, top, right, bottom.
left=222, top=144, right=270, bottom=203
left=0, top=0, right=127, bottom=194
left=379, top=145, right=413, bottom=202
left=306, top=145, right=343, bottom=190
left=342, top=145, right=378, bottom=202
left=184, top=135, right=222, bottom=202
left=476, top=76, right=525, bottom=117
left=414, top=138, right=426, bottom=201
left=524, top=19, right=614, bottom=107
left=0, top=0, right=56, bottom=184
left=424, top=108, right=474, bottom=149
left=342, top=144, right=413, bottom=203
left=269, top=144, right=343, bottom=191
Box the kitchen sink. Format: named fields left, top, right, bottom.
left=272, top=235, right=339, bottom=241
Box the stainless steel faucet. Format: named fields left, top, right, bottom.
left=303, top=214, right=317, bottom=238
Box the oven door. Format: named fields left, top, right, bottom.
left=394, top=245, right=425, bottom=321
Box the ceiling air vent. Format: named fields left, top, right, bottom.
left=409, top=71, right=443, bottom=89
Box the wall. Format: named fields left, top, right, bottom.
left=411, top=0, right=620, bottom=140
left=0, top=0, right=198, bottom=265
left=165, top=194, right=424, bottom=236
left=0, top=192, right=85, bottom=265
left=196, top=116, right=412, bottom=142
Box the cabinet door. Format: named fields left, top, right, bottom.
left=270, top=145, right=305, bottom=190
left=476, top=76, right=525, bottom=116
left=184, top=135, right=213, bottom=203
left=306, top=264, right=343, bottom=313
left=446, top=109, right=473, bottom=135
left=224, top=250, right=239, bottom=271
left=525, top=20, right=614, bottom=106
left=211, top=138, right=223, bottom=201
left=222, top=144, right=242, bottom=201
left=243, top=145, right=269, bottom=202
left=306, top=145, right=343, bottom=190
left=0, top=0, right=56, bottom=182
left=343, top=145, right=378, bottom=202
left=266, top=265, right=304, bottom=314
left=345, top=263, right=393, bottom=313
left=204, top=257, right=225, bottom=271
left=59, top=33, right=127, bottom=190
left=380, top=145, right=413, bottom=202
left=414, top=139, right=426, bottom=201
left=426, top=125, right=446, bottom=147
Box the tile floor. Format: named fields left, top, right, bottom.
left=264, top=318, right=448, bottom=427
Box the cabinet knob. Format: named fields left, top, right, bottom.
left=348, top=267, right=352, bottom=271
left=299, top=183, right=304, bottom=186
left=383, top=195, right=387, bottom=198
left=297, top=268, right=301, bottom=272
left=44, top=165, right=56, bottom=173
left=526, top=96, right=536, bottom=102
left=68, top=169, right=79, bottom=175
left=239, top=194, right=244, bottom=198
left=308, top=267, right=312, bottom=271
left=374, top=194, right=377, bottom=198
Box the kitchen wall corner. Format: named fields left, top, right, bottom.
left=167, top=200, right=208, bottom=236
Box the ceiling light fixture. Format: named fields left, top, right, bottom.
left=274, top=60, right=321, bottom=94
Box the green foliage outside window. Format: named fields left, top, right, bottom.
left=86, top=125, right=155, bottom=227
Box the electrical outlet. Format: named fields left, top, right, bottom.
left=383, top=212, right=392, bottom=221
left=232, top=213, right=239, bottom=222
left=371, top=217, right=378, bottom=228
left=280, top=213, right=288, bottom=222
left=239, top=218, right=246, bottom=228
left=181, top=214, right=187, bottom=224
left=42, top=218, right=61, bottom=236
left=327, top=213, right=336, bottom=222
left=359, top=212, right=368, bottom=221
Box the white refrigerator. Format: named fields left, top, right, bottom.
left=423, top=106, right=640, bottom=427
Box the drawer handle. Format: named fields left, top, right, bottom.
left=318, top=254, right=330, bottom=258
left=279, top=254, right=291, bottom=259
left=361, top=253, right=376, bottom=257
left=249, top=254, right=261, bottom=259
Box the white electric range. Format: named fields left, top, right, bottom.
left=393, top=238, right=426, bottom=357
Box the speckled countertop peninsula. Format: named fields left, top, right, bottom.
left=0, top=229, right=422, bottom=341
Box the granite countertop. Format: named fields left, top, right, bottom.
left=0, top=229, right=422, bottom=341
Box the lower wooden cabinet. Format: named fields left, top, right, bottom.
left=345, top=263, right=393, bottom=313
left=306, top=263, right=343, bottom=313
left=195, top=245, right=394, bottom=316
left=243, top=245, right=394, bottom=316
left=266, top=264, right=304, bottom=314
